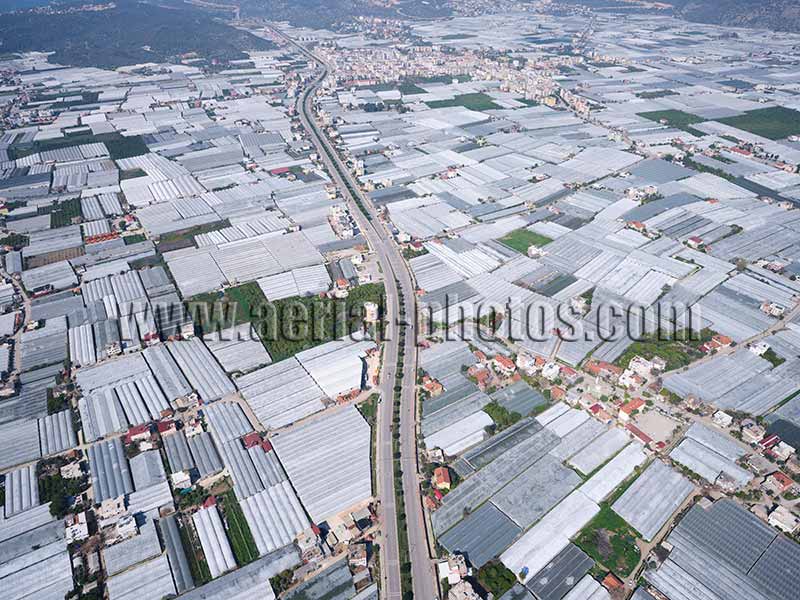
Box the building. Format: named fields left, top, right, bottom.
left=585, top=360, right=622, bottom=381
left=437, top=554, right=468, bottom=585
left=422, top=376, right=444, bottom=397
left=761, top=302, right=785, bottom=318
left=626, top=423, right=654, bottom=448
left=629, top=355, right=666, bottom=378
left=559, top=365, right=579, bottom=385
left=773, top=441, right=796, bottom=461
left=768, top=505, right=800, bottom=534
left=713, top=411, right=734, bottom=428
left=61, top=461, right=83, bottom=479
left=542, top=362, right=560, bottom=381
left=125, top=424, right=150, bottom=444
left=433, top=466, right=451, bottom=491
left=348, top=543, right=368, bottom=569
left=700, top=334, right=733, bottom=354
left=448, top=580, right=481, bottom=600
left=364, top=302, right=379, bottom=323
left=296, top=527, right=325, bottom=563
left=492, top=354, right=516, bottom=376
left=687, top=236, right=703, bottom=249
left=619, top=398, right=645, bottom=422
left=351, top=506, right=372, bottom=530
left=602, top=573, right=624, bottom=593
left=157, top=420, right=176, bottom=435
left=108, top=511, right=137, bottom=540
left=516, top=353, right=545, bottom=374
left=65, top=511, right=89, bottom=543
left=619, top=369, right=645, bottom=389
left=171, top=471, right=191, bottom=489
left=742, top=422, right=766, bottom=444
left=762, top=471, right=794, bottom=496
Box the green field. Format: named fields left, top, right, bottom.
left=46, top=197, right=82, bottom=228
left=359, top=82, right=401, bottom=93
left=575, top=504, right=641, bottom=577
left=499, top=228, right=553, bottom=254
left=178, top=517, right=212, bottom=585
left=426, top=93, right=501, bottom=111
left=682, top=156, right=737, bottom=183
left=409, top=74, right=472, bottom=85
left=120, top=167, right=147, bottom=180
left=353, top=77, right=433, bottom=96
left=219, top=491, right=259, bottom=565
left=717, top=106, right=800, bottom=140
left=188, top=281, right=386, bottom=362
left=638, top=109, right=706, bottom=136
left=155, top=220, right=230, bottom=252
left=11, top=131, right=148, bottom=161
left=123, top=234, right=147, bottom=245
left=399, top=81, right=426, bottom=95
left=38, top=471, right=88, bottom=518
left=614, top=328, right=715, bottom=372
left=636, top=90, right=677, bottom=99
left=0, top=233, right=29, bottom=248
left=441, top=33, right=477, bottom=40
left=357, top=393, right=379, bottom=426
left=483, top=401, right=522, bottom=431
left=477, top=561, right=516, bottom=598
left=762, top=347, right=786, bottom=368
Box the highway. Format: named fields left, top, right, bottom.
left=273, top=27, right=439, bottom=600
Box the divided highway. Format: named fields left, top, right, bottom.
left=273, top=27, right=439, bottom=600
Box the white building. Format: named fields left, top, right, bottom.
left=65, top=512, right=89, bottom=543
left=769, top=505, right=800, bottom=534
left=542, top=361, right=561, bottom=381
left=713, top=411, right=734, bottom=428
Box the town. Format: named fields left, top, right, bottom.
left=0, top=3, right=800, bottom=600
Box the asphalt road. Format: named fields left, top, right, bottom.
left=274, top=29, right=439, bottom=600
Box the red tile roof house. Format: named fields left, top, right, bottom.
left=433, top=467, right=451, bottom=490
left=242, top=432, right=262, bottom=449
left=628, top=221, right=646, bottom=233
left=474, top=369, right=491, bottom=388
left=585, top=360, right=622, bottom=381
left=422, top=377, right=444, bottom=396
left=157, top=420, right=176, bottom=435
left=559, top=365, right=580, bottom=385
left=125, top=424, right=150, bottom=444
left=626, top=423, right=653, bottom=447
left=602, top=573, right=624, bottom=592
left=492, top=354, right=516, bottom=376
left=763, top=471, right=794, bottom=496
left=618, top=398, right=645, bottom=422
left=699, top=334, right=734, bottom=354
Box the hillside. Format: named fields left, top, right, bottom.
left=563, top=0, right=800, bottom=34
left=0, top=1, right=274, bottom=69
left=671, top=0, right=800, bottom=33
left=239, top=0, right=452, bottom=29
